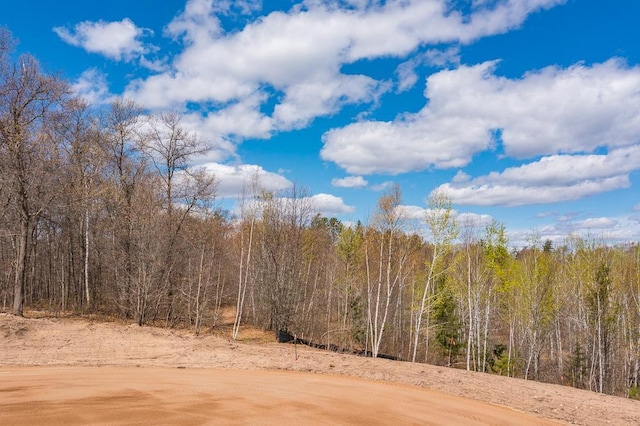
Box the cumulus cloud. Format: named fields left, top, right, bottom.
left=54, top=19, right=151, bottom=61
left=371, top=181, right=395, bottom=191
left=395, top=60, right=422, bottom=93
left=396, top=205, right=428, bottom=220
left=165, top=0, right=224, bottom=44
left=204, top=92, right=274, bottom=139
left=237, top=191, right=354, bottom=219
left=509, top=213, right=639, bottom=248
left=436, top=145, right=640, bottom=206
left=322, top=59, right=640, bottom=176
left=71, top=68, right=113, bottom=105
left=307, top=193, right=355, bottom=215
left=396, top=206, right=494, bottom=239
left=124, top=0, right=564, bottom=135
left=576, top=217, right=618, bottom=229
left=210, top=0, right=262, bottom=16
left=457, top=212, right=494, bottom=227
left=321, top=110, right=489, bottom=174
left=395, top=46, right=461, bottom=92
left=200, top=163, right=292, bottom=198
left=332, top=176, right=368, bottom=188
left=424, top=46, right=462, bottom=68
left=273, top=73, right=382, bottom=130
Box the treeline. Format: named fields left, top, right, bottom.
left=1, top=28, right=639, bottom=398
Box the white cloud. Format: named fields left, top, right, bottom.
left=54, top=19, right=151, bottom=61
left=452, top=170, right=471, bottom=183
left=395, top=46, right=461, bottom=92
left=457, top=212, right=494, bottom=228
left=321, top=108, right=490, bottom=174
left=322, top=59, right=640, bottom=175
left=332, top=176, right=368, bottom=188
left=395, top=60, right=421, bottom=93
left=210, top=0, right=262, bottom=15
left=398, top=205, right=493, bottom=224
left=138, top=56, right=169, bottom=72
left=508, top=213, right=639, bottom=248
left=126, top=0, right=566, bottom=135
left=424, top=46, right=461, bottom=68
left=165, top=0, right=224, bottom=44
left=273, top=72, right=382, bottom=130
left=71, top=69, right=113, bottom=105
left=236, top=191, right=354, bottom=219
left=200, top=163, right=292, bottom=198
left=576, top=217, right=618, bottom=229
left=397, top=205, right=427, bottom=220
left=307, top=193, right=355, bottom=215
left=372, top=181, right=395, bottom=191
left=426, top=59, right=640, bottom=158
left=436, top=145, right=640, bottom=206
left=536, top=211, right=555, bottom=218
left=441, top=177, right=627, bottom=207
left=204, top=92, right=274, bottom=139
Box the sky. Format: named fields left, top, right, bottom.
left=2, top=0, right=640, bottom=246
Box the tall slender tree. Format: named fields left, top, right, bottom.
left=0, top=30, right=69, bottom=315
left=411, top=189, right=458, bottom=362
left=142, top=111, right=211, bottom=324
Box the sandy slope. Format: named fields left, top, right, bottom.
left=0, top=313, right=638, bottom=425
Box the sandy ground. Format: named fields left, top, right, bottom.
left=1, top=313, right=639, bottom=425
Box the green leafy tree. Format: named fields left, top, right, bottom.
left=433, top=277, right=463, bottom=366
left=587, top=261, right=617, bottom=393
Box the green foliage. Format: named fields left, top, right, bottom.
left=484, top=220, right=513, bottom=292
left=425, top=189, right=459, bottom=248
left=490, top=344, right=515, bottom=376
left=588, top=262, right=613, bottom=319
left=433, top=278, right=463, bottom=364
left=349, top=296, right=366, bottom=346
left=569, top=344, right=588, bottom=389
left=310, top=214, right=343, bottom=243
left=337, top=223, right=364, bottom=265
left=629, top=386, right=640, bottom=400
left=587, top=261, right=619, bottom=338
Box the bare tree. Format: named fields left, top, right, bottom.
left=251, top=185, right=313, bottom=333
left=50, top=97, right=105, bottom=308
left=365, top=184, right=407, bottom=358
left=99, top=98, right=146, bottom=318
left=141, top=111, right=212, bottom=324
left=232, top=175, right=260, bottom=340
left=0, top=34, right=69, bottom=315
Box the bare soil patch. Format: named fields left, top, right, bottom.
left=1, top=313, right=638, bottom=425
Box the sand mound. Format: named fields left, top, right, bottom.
left=1, top=313, right=638, bottom=425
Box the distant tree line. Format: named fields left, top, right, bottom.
left=2, top=28, right=639, bottom=398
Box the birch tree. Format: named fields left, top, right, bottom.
left=232, top=176, right=260, bottom=340
left=52, top=97, right=104, bottom=308
left=411, top=189, right=458, bottom=362
left=365, top=184, right=408, bottom=358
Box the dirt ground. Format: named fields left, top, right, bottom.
left=1, top=313, right=639, bottom=425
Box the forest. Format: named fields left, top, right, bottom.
left=1, top=27, right=639, bottom=399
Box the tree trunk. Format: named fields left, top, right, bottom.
left=12, top=219, right=29, bottom=316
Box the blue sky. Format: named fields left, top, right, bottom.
left=3, top=0, right=640, bottom=246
